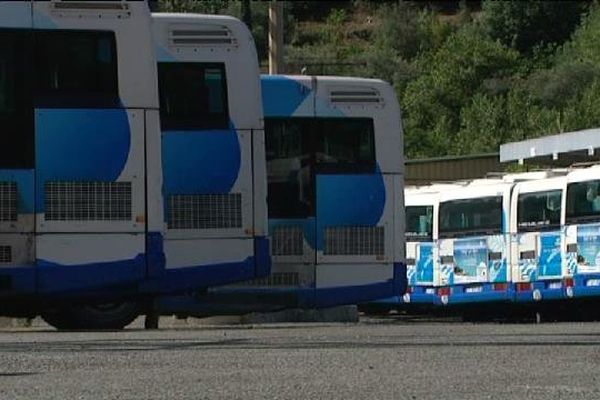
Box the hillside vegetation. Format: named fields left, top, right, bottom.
left=159, top=1, right=599, bottom=159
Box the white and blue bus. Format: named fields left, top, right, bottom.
left=180, top=75, right=407, bottom=314
left=435, top=179, right=513, bottom=306
left=509, top=175, right=569, bottom=304
left=0, top=1, right=269, bottom=329
left=565, top=165, right=600, bottom=301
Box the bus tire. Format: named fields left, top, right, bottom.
left=42, top=302, right=141, bottom=330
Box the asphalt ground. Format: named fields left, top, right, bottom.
left=1, top=316, right=600, bottom=400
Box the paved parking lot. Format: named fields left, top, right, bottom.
left=1, top=317, right=600, bottom=399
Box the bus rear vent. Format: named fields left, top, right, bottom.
left=168, top=194, right=242, bottom=230
left=51, top=1, right=131, bottom=18
left=0, top=246, right=11, bottom=263
left=169, top=26, right=237, bottom=47
left=272, top=226, right=304, bottom=256
left=0, top=182, right=18, bottom=222
left=329, top=89, right=382, bottom=104
left=324, top=226, right=385, bottom=256
left=45, top=181, right=132, bottom=221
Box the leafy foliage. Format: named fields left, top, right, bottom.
left=159, top=0, right=599, bottom=159
left=482, top=1, right=588, bottom=54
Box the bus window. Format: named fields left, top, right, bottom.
left=265, top=118, right=312, bottom=218
left=405, top=205, right=433, bottom=241
left=0, top=30, right=33, bottom=169
left=566, top=180, right=600, bottom=223
left=315, top=118, right=375, bottom=173
left=517, top=190, right=561, bottom=232
left=265, top=117, right=376, bottom=218
left=35, top=30, right=118, bottom=107
left=158, top=62, right=229, bottom=130
left=439, top=196, right=502, bottom=238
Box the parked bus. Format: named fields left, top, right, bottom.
left=0, top=1, right=269, bottom=329
left=565, top=165, right=600, bottom=302
left=164, top=75, right=407, bottom=315
left=510, top=176, right=569, bottom=304
left=435, top=179, right=513, bottom=307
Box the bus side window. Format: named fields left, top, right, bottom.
left=158, top=62, right=229, bottom=130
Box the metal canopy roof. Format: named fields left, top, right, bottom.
left=500, top=127, right=600, bottom=166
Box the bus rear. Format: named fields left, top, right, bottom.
left=0, top=1, right=270, bottom=329
left=169, top=75, right=407, bottom=314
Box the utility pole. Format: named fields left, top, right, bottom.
left=268, top=1, right=284, bottom=74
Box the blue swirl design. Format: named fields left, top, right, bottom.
left=35, top=109, right=131, bottom=212
left=315, top=169, right=386, bottom=250
left=261, top=75, right=312, bottom=117
left=162, top=128, right=241, bottom=196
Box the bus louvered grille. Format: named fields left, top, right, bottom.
left=0, top=246, right=11, bottom=263
left=236, top=272, right=300, bottom=287
left=169, top=26, right=236, bottom=46
left=45, top=182, right=132, bottom=221
left=0, top=182, right=17, bottom=222
left=168, top=194, right=242, bottom=229
left=324, top=226, right=385, bottom=256
left=272, top=226, right=304, bottom=256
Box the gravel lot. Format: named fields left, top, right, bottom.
left=1, top=316, right=600, bottom=400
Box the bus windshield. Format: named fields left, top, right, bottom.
left=517, top=190, right=561, bottom=232
left=567, top=179, right=600, bottom=223
left=439, top=196, right=502, bottom=238
left=405, top=205, right=433, bottom=241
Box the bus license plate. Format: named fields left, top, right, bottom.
left=587, top=279, right=600, bottom=287
left=465, top=286, right=482, bottom=293
left=548, top=282, right=562, bottom=289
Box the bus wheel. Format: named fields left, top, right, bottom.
left=41, top=302, right=141, bottom=330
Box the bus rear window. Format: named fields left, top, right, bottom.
left=517, top=190, right=561, bottom=232
left=158, top=62, right=229, bottom=130
left=315, top=119, right=375, bottom=172
left=567, top=180, right=600, bottom=223
left=439, top=196, right=502, bottom=238
left=265, top=117, right=376, bottom=218
left=35, top=30, right=119, bottom=107
left=405, top=205, right=433, bottom=241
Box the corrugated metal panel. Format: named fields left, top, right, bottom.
left=405, top=153, right=502, bottom=185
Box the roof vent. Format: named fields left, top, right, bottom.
left=329, top=88, right=382, bottom=104
left=169, top=25, right=237, bottom=47
left=51, top=1, right=131, bottom=18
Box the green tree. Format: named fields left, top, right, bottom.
left=482, top=0, right=588, bottom=54
left=159, top=0, right=229, bottom=14
left=402, top=25, right=519, bottom=157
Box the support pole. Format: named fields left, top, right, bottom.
left=268, top=1, right=284, bottom=74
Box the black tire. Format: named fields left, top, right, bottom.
left=42, top=301, right=141, bottom=330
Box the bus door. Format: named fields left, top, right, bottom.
left=515, top=189, right=563, bottom=283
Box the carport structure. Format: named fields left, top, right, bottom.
left=500, top=128, right=600, bottom=166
